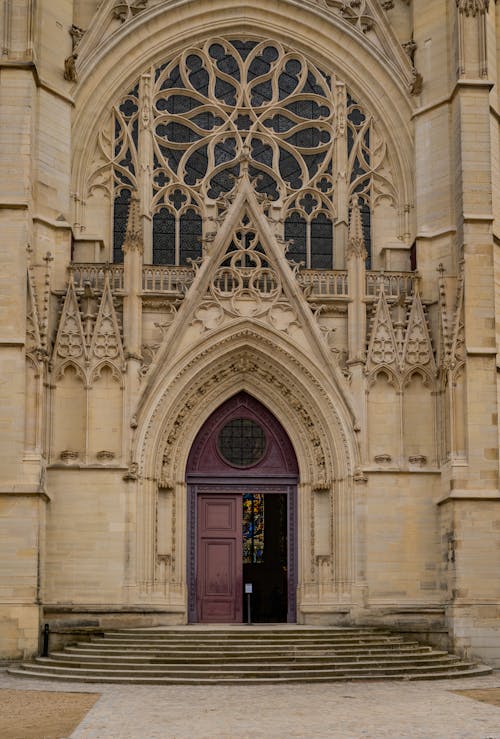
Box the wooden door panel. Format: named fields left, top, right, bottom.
left=203, top=499, right=235, bottom=533
left=197, top=494, right=242, bottom=622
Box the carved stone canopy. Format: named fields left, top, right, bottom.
left=456, top=0, right=490, bottom=16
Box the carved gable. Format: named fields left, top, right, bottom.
left=401, top=291, right=435, bottom=374
left=89, top=275, right=124, bottom=365
left=52, top=277, right=88, bottom=373
left=366, top=287, right=398, bottom=371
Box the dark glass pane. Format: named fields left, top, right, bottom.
left=299, top=193, right=318, bottom=215
left=209, top=45, right=241, bottom=80
left=180, top=209, right=202, bottom=265
left=158, top=144, right=182, bottom=174
left=303, top=72, right=325, bottom=96
left=153, top=208, right=175, bottom=264
left=286, top=128, right=329, bottom=148
left=248, top=166, right=279, bottom=200
left=284, top=212, right=306, bottom=264
left=190, top=112, right=223, bottom=130
left=184, top=144, right=208, bottom=185
left=168, top=189, right=187, bottom=210
left=214, top=138, right=236, bottom=167
left=285, top=101, right=330, bottom=120
left=215, top=77, right=236, bottom=105
left=303, top=152, right=325, bottom=178
left=119, top=97, right=138, bottom=119
left=361, top=201, right=371, bottom=269
left=251, top=138, right=273, bottom=168
left=248, top=53, right=271, bottom=81
left=311, top=213, right=333, bottom=269
left=243, top=493, right=265, bottom=564
left=207, top=164, right=240, bottom=199
left=160, top=95, right=200, bottom=114
left=347, top=97, right=366, bottom=127
left=278, top=61, right=300, bottom=99
left=236, top=114, right=252, bottom=131
left=231, top=39, right=258, bottom=61
left=113, top=188, right=131, bottom=263
left=251, top=79, right=273, bottom=106
left=263, top=114, right=295, bottom=133
left=160, top=64, right=182, bottom=90
left=186, top=55, right=209, bottom=96
left=279, top=148, right=302, bottom=189
left=218, top=418, right=266, bottom=467
left=158, top=122, right=201, bottom=144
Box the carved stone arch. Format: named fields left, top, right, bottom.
left=132, top=329, right=358, bottom=606
left=451, top=360, right=466, bottom=385
left=71, top=0, right=414, bottom=224
left=402, top=366, right=434, bottom=390
left=53, top=360, right=88, bottom=386
left=367, top=365, right=400, bottom=390
left=25, top=353, right=41, bottom=376
left=402, top=366, right=437, bottom=467
left=90, top=360, right=124, bottom=387
left=135, top=326, right=358, bottom=485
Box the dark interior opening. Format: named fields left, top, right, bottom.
left=242, top=492, right=288, bottom=623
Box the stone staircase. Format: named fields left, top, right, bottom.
left=8, top=627, right=492, bottom=684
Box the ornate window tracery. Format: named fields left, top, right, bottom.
left=86, top=38, right=397, bottom=268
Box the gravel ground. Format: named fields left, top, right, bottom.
left=1, top=669, right=499, bottom=738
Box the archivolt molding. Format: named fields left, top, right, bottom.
left=71, top=0, right=415, bottom=212
left=134, top=328, right=358, bottom=487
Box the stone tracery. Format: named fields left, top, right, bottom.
left=85, top=37, right=398, bottom=268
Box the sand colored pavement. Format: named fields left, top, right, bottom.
left=1, top=669, right=500, bottom=738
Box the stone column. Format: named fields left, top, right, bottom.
left=122, top=196, right=144, bottom=425
left=346, top=198, right=367, bottom=456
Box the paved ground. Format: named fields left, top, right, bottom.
left=1, top=669, right=500, bottom=738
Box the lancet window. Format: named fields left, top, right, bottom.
left=86, top=38, right=396, bottom=269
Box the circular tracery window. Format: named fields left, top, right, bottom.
left=106, top=37, right=389, bottom=267
left=218, top=418, right=267, bottom=467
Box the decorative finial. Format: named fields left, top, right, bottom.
left=347, top=196, right=367, bottom=260
left=122, top=194, right=143, bottom=254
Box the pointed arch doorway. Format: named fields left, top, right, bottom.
left=187, top=392, right=298, bottom=623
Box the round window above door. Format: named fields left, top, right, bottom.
left=217, top=418, right=267, bottom=468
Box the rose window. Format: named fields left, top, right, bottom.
left=93, top=39, right=397, bottom=269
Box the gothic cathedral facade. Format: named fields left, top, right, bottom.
left=2, top=0, right=500, bottom=666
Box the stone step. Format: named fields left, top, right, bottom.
left=8, top=627, right=493, bottom=685
left=99, top=626, right=388, bottom=642
left=76, top=640, right=422, bottom=651
left=9, top=662, right=492, bottom=683
left=35, top=654, right=460, bottom=670
left=86, top=636, right=411, bottom=648
left=46, top=650, right=451, bottom=665
left=7, top=665, right=493, bottom=685
left=98, top=631, right=397, bottom=642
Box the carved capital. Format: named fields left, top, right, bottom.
left=123, top=461, right=139, bottom=481
left=96, top=450, right=115, bottom=462
left=60, top=450, right=79, bottom=464
left=456, top=0, right=489, bottom=16
left=63, top=54, right=78, bottom=83
left=408, top=454, right=427, bottom=466
left=374, top=453, right=392, bottom=464
left=353, top=468, right=368, bottom=484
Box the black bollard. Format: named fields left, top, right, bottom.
left=42, top=623, right=50, bottom=657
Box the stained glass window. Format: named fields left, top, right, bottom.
left=218, top=418, right=266, bottom=467
left=103, top=39, right=397, bottom=267
left=243, top=493, right=264, bottom=564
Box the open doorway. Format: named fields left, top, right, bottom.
left=187, top=393, right=298, bottom=624
left=242, top=492, right=287, bottom=623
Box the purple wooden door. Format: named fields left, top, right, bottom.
left=197, top=494, right=243, bottom=623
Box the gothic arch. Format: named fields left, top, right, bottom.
left=134, top=325, right=358, bottom=484
left=71, top=0, right=415, bottom=230
left=131, top=327, right=359, bottom=603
